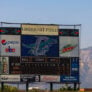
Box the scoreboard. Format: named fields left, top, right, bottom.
left=0, top=24, right=80, bottom=83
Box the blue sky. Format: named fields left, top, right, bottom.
left=0, top=0, right=92, bottom=48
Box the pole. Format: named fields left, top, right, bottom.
left=78, top=83, right=80, bottom=90
left=74, top=83, right=77, bottom=91
left=1, top=82, right=4, bottom=92
left=26, top=81, right=29, bottom=92
left=50, top=82, right=53, bottom=92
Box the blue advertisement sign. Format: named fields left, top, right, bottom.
left=71, top=57, right=79, bottom=76
left=21, top=35, right=59, bottom=57
left=60, top=75, right=79, bottom=83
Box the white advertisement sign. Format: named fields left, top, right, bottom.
left=1, top=35, right=20, bottom=56
left=40, top=75, right=60, bottom=82
left=59, top=37, right=79, bottom=57
left=1, top=75, right=20, bottom=82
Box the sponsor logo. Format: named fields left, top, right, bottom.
left=1, top=39, right=19, bottom=45
left=1, top=75, right=20, bottom=82
left=41, top=75, right=60, bottom=82
left=60, top=44, right=77, bottom=54
left=5, top=46, right=15, bottom=52
left=1, top=40, right=6, bottom=45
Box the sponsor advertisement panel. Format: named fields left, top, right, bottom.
left=21, top=35, right=59, bottom=57
left=40, top=75, right=60, bottom=82
left=0, top=75, right=20, bottom=82
left=0, top=57, right=9, bottom=74
left=71, top=57, right=79, bottom=76
left=1, top=35, right=20, bottom=56
left=0, top=27, right=21, bottom=35
left=59, top=37, right=79, bottom=57
left=60, top=75, right=79, bottom=83
left=22, top=24, right=58, bottom=35
left=20, top=75, right=35, bottom=82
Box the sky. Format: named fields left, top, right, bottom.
left=0, top=0, right=92, bottom=48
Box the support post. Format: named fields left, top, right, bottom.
left=50, top=82, right=53, bottom=92
left=74, top=83, right=77, bottom=91
left=1, top=82, right=4, bottom=92
left=26, top=81, right=29, bottom=92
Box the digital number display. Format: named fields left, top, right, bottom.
left=21, top=61, right=70, bottom=75
left=9, top=57, right=21, bottom=74
left=21, top=62, right=60, bottom=75
left=60, top=58, right=70, bottom=75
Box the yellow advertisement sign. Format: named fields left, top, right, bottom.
left=22, top=24, right=58, bottom=35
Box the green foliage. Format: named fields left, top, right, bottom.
left=0, top=85, right=18, bottom=92
left=0, top=85, right=79, bottom=92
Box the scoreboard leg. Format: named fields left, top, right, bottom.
left=50, top=82, right=53, bottom=92
left=74, top=83, right=77, bottom=90
left=26, top=81, right=29, bottom=92
left=1, top=82, right=4, bottom=92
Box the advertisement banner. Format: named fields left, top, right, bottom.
left=60, top=75, right=79, bottom=83
left=40, top=75, right=60, bottom=82
left=20, top=75, right=35, bottom=82
left=0, top=27, right=21, bottom=35
left=59, top=29, right=79, bottom=36
left=71, top=57, right=79, bottom=76
left=0, top=57, right=9, bottom=74
left=21, top=35, right=59, bottom=57
left=21, top=24, right=58, bottom=35
left=1, top=35, right=20, bottom=56
left=1, top=75, right=20, bottom=82
left=59, top=37, right=79, bottom=57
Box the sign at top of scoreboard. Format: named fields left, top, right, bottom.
left=21, top=24, right=59, bottom=35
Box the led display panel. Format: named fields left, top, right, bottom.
left=0, top=27, right=21, bottom=35
left=9, top=57, right=21, bottom=74
left=59, top=29, right=79, bottom=36
left=21, top=35, right=59, bottom=57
